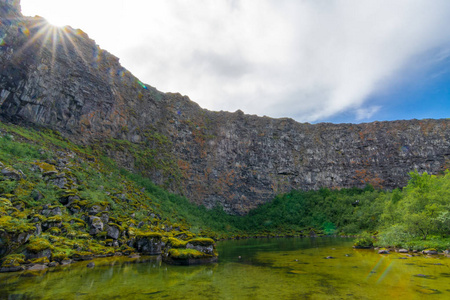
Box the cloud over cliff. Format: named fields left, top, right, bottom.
left=22, top=0, right=450, bottom=122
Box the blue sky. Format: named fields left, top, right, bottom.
left=328, top=50, right=450, bottom=123
left=21, top=0, right=450, bottom=124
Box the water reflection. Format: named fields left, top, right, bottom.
left=1, top=238, right=449, bottom=299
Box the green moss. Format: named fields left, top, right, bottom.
left=168, top=237, right=188, bottom=248
left=26, top=237, right=53, bottom=253
left=32, top=214, right=47, bottom=222
left=187, top=237, right=215, bottom=247
left=70, top=217, right=85, bottom=224
left=0, top=216, right=35, bottom=234
left=71, top=251, right=93, bottom=259
left=1, top=254, right=25, bottom=267
left=78, top=233, right=91, bottom=239
left=46, top=215, right=62, bottom=223
left=73, top=222, right=85, bottom=229
left=135, top=230, right=162, bottom=239
left=168, top=248, right=210, bottom=260
left=10, top=210, right=27, bottom=219
left=118, top=244, right=134, bottom=255
left=47, top=227, right=61, bottom=235
left=30, top=257, right=50, bottom=264
left=0, top=197, right=12, bottom=206
left=78, top=200, right=90, bottom=207
left=34, top=161, right=57, bottom=174
left=96, top=231, right=107, bottom=238
left=52, top=251, right=68, bottom=262
left=107, top=222, right=124, bottom=232
left=174, top=231, right=195, bottom=240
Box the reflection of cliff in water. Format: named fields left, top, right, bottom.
left=2, top=238, right=450, bottom=299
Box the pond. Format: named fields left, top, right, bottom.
left=1, top=237, right=450, bottom=299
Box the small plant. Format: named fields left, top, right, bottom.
left=353, top=232, right=374, bottom=248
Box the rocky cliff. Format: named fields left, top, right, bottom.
left=1, top=1, right=449, bottom=214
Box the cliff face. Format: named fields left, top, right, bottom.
left=1, top=2, right=450, bottom=214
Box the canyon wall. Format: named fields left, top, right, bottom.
left=1, top=1, right=449, bottom=214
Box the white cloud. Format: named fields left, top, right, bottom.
left=21, top=0, right=450, bottom=122
left=355, top=106, right=381, bottom=121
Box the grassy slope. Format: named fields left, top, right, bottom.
left=0, top=122, right=215, bottom=267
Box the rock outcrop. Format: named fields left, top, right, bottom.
left=1, top=1, right=449, bottom=214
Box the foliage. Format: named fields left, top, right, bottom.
left=353, top=232, right=374, bottom=248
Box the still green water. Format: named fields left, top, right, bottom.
left=1, top=237, right=450, bottom=299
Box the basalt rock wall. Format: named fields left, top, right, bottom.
left=1, top=2, right=450, bottom=214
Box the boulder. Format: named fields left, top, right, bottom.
left=89, top=205, right=109, bottom=215
left=186, top=242, right=214, bottom=256
left=88, top=216, right=104, bottom=235
left=72, top=253, right=93, bottom=261
left=48, top=261, right=59, bottom=267
left=48, top=174, right=68, bottom=189
left=24, top=248, right=52, bottom=261
left=1, top=167, right=23, bottom=180
left=106, top=224, right=121, bottom=240
left=60, top=259, right=73, bottom=265
left=0, top=230, right=33, bottom=258
left=40, top=205, right=62, bottom=217
left=378, top=249, right=389, bottom=254
left=98, top=212, right=109, bottom=224
left=27, top=264, right=48, bottom=271
left=422, top=249, right=438, bottom=255
left=135, top=234, right=163, bottom=255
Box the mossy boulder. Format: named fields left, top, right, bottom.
left=1, top=252, right=27, bottom=272
left=88, top=204, right=109, bottom=216
left=88, top=216, right=104, bottom=235
left=1, top=253, right=25, bottom=267
left=24, top=237, right=53, bottom=260
left=186, top=238, right=216, bottom=256
left=71, top=251, right=93, bottom=261
left=58, top=189, right=80, bottom=205
left=34, top=161, right=58, bottom=176
left=135, top=231, right=163, bottom=255
left=167, top=237, right=188, bottom=248
left=1, top=167, right=23, bottom=181
left=0, top=216, right=35, bottom=257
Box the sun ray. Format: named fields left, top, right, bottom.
left=50, top=25, right=59, bottom=69
left=61, top=28, right=89, bottom=67
left=375, top=260, right=394, bottom=284
left=14, top=19, right=53, bottom=58
left=365, top=256, right=384, bottom=280
left=57, top=27, right=71, bottom=65
left=37, top=23, right=53, bottom=58
left=10, top=16, right=93, bottom=78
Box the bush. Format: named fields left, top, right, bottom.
left=353, top=232, right=374, bottom=248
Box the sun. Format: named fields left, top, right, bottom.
left=40, top=15, right=69, bottom=28
left=14, top=17, right=89, bottom=70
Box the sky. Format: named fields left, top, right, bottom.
left=21, top=0, right=450, bottom=124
